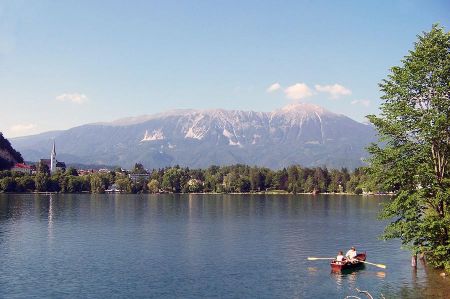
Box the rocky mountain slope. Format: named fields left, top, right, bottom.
left=11, top=103, right=376, bottom=169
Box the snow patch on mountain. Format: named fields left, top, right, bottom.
left=11, top=103, right=376, bottom=169
left=223, top=128, right=233, bottom=139
left=141, top=129, right=165, bottom=141
left=185, top=125, right=208, bottom=140
left=314, top=112, right=324, bottom=144
left=222, top=128, right=242, bottom=146
left=229, top=139, right=242, bottom=147
left=253, top=134, right=262, bottom=144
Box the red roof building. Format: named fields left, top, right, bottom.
left=12, top=163, right=33, bottom=174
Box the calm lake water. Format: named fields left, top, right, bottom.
left=0, top=194, right=448, bottom=298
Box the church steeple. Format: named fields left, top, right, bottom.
left=50, top=141, right=57, bottom=173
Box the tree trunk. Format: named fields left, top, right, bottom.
left=411, top=255, right=417, bottom=267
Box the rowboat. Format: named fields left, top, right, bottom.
left=330, top=253, right=366, bottom=271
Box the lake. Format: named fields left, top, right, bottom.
left=0, top=194, right=448, bottom=298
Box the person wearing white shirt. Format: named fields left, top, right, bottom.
left=346, top=246, right=357, bottom=262
left=336, top=251, right=345, bottom=264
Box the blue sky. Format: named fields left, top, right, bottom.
left=1, top=0, right=449, bottom=138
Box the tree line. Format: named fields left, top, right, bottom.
left=0, top=162, right=374, bottom=194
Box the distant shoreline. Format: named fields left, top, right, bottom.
left=1, top=191, right=392, bottom=196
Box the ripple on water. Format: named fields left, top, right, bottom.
left=0, top=193, right=449, bottom=298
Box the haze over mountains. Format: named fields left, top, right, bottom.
left=10, top=103, right=376, bottom=169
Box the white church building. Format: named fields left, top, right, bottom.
left=40, top=141, right=66, bottom=173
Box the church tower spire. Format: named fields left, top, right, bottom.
left=50, top=141, right=56, bottom=173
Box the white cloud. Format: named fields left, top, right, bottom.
left=351, top=99, right=371, bottom=107
left=266, top=82, right=281, bottom=93
left=284, top=83, right=313, bottom=100
left=315, top=84, right=352, bottom=99
left=56, top=93, right=88, bottom=104
left=10, top=123, right=36, bottom=133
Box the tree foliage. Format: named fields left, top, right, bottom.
left=0, top=164, right=371, bottom=194
left=147, top=179, right=160, bottom=193
left=367, top=25, right=450, bottom=270
left=131, top=163, right=147, bottom=174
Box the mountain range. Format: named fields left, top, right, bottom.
left=10, top=103, right=376, bottom=169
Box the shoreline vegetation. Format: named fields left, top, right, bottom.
left=366, top=25, right=450, bottom=273
left=0, top=163, right=383, bottom=195
left=1, top=191, right=391, bottom=196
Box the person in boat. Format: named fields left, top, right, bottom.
left=336, top=251, right=346, bottom=264
left=346, top=246, right=357, bottom=263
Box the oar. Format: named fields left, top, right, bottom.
left=307, top=257, right=335, bottom=260
left=360, top=260, right=386, bottom=269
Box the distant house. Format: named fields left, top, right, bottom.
left=11, top=163, right=33, bottom=174
left=77, top=169, right=94, bottom=176
left=105, top=183, right=121, bottom=193
left=56, top=161, right=66, bottom=171
left=128, top=173, right=150, bottom=183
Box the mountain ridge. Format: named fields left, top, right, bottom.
left=11, top=104, right=375, bottom=169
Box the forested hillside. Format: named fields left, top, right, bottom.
left=0, top=133, right=24, bottom=170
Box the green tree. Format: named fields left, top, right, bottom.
left=249, top=167, right=261, bottom=191
left=303, top=176, right=314, bottom=193
left=187, top=178, right=203, bottom=193
left=340, top=168, right=350, bottom=191
left=345, top=174, right=360, bottom=194
left=48, top=176, right=61, bottom=192
left=223, top=172, right=237, bottom=193
left=0, top=170, right=12, bottom=179
left=313, top=167, right=329, bottom=193
left=116, top=177, right=132, bottom=192
left=162, top=168, right=182, bottom=192
left=272, top=169, right=288, bottom=190
left=16, top=176, right=35, bottom=192
left=90, top=174, right=105, bottom=193
left=132, top=180, right=148, bottom=193
left=204, top=172, right=220, bottom=192
left=328, top=169, right=342, bottom=193
left=35, top=172, right=49, bottom=192
left=37, top=162, right=50, bottom=175
left=0, top=177, right=16, bottom=192
left=65, top=167, right=78, bottom=176
left=132, top=163, right=147, bottom=174
left=67, top=176, right=84, bottom=193
left=147, top=179, right=160, bottom=193
left=367, top=25, right=450, bottom=270
left=57, top=174, right=69, bottom=192
left=287, top=165, right=300, bottom=193
left=236, top=176, right=251, bottom=193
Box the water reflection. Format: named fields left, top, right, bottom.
left=330, top=266, right=365, bottom=289
left=0, top=194, right=449, bottom=298
left=48, top=195, right=54, bottom=242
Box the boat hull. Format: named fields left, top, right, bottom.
left=330, top=253, right=366, bottom=271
